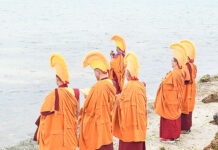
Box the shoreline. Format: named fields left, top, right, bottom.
left=4, top=74, right=218, bottom=150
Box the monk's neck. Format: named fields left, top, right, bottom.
left=128, top=77, right=139, bottom=81
left=58, top=84, right=68, bottom=88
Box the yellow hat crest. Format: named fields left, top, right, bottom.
left=124, top=52, right=139, bottom=78
left=111, top=35, right=126, bottom=51
left=50, top=53, right=69, bottom=84
left=170, top=42, right=187, bottom=67
left=83, top=50, right=109, bottom=72
left=180, top=40, right=196, bottom=60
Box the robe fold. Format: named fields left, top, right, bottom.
left=79, top=79, right=116, bottom=150
left=113, top=80, right=147, bottom=150
left=109, top=54, right=126, bottom=94
left=35, top=87, right=78, bottom=150
left=154, top=68, right=184, bottom=139
left=154, top=68, right=184, bottom=120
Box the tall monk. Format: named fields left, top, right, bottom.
left=113, top=52, right=147, bottom=150
left=79, top=50, right=116, bottom=150
left=109, top=35, right=126, bottom=94
left=34, top=53, right=79, bottom=150
left=153, top=43, right=186, bottom=143
left=180, top=40, right=197, bottom=134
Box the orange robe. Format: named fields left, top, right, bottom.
left=181, top=64, right=191, bottom=114
left=188, top=63, right=197, bottom=112
left=154, top=68, right=184, bottom=120
left=181, top=63, right=197, bottom=130
left=109, top=53, right=126, bottom=93
left=79, top=79, right=116, bottom=150
left=113, top=80, right=147, bottom=142
left=36, top=87, right=78, bottom=150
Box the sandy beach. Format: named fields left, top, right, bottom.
left=5, top=75, right=218, bottom=150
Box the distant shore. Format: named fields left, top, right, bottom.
left=4, top=74, right=218, bottom=150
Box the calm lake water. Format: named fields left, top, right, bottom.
left=0, top=0, right=218, bottom=147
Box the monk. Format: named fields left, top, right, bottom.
left=79, top=50, right=116, bottom=150
left=153, top=43, right=186, bottom=143
left=113, top=52, right=147, bottom=150
left=34, top=53, right=79, bottom=150
left=180, top=40, right=197, bottom=134
left=109, top=35, right=126, bottom=94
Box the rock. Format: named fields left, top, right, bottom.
left=214, top=113, right=218, bottom=125
left=204, top=132, right=218, bottom=150
left=211, top=139, right=218, bottom=150
left=200, top=74, right=211, bottom=82
left=202, top=92, right=218, bottom=103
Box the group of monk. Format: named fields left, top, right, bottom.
left=33, top=35, right=197, bottom=150
left=154, top=41, right=197, bottom=143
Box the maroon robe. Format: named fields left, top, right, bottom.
left=119, top=140, right=146, bottom=150
left=181, top=112, right=192, bottom=130
left=97, top=143, right=113, bottom=150
left=160, top=117, right=181, bottom=139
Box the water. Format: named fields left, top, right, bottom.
left=0, top=0, right=218, bottom=147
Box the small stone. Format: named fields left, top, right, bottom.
left=214, top=113, right=218, bottom=125
left=160, top=147, right=166, bottom=150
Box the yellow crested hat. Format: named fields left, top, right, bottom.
left=111, top=34, right=126, bottom=51
left=170, top=42, right=187, bottom=67
left=180, top=40, right=196, bottom=60
left=50, top=53, right=69, bottom=84
left=124, top=51, right=139, bottom=78
left=83, top=50, right=109, bottom=72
